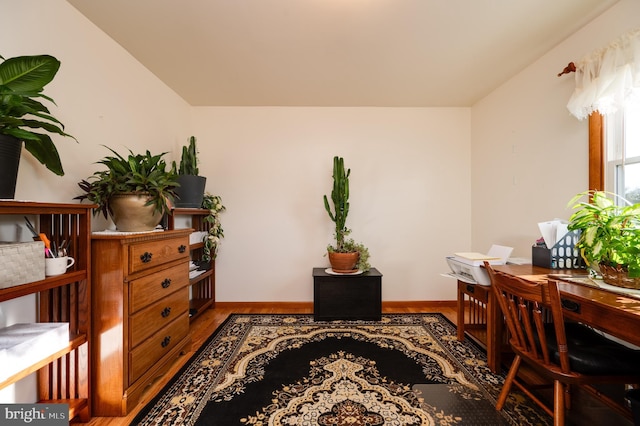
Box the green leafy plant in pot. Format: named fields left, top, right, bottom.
left=567, top=190, right=640, bottom=289
left=200, top=193, right=226, bottom=266
left=172, top=136, right=207, bottom=208
left=0, top=54, right=77, bottom=198
left=75, top=147, right=179, bottom=232
left=323, top=156, right=370, bottom=273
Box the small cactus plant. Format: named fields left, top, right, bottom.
left=178, top=136, right=199, bottom=175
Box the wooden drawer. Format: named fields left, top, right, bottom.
left=129, top=314, right=189, bottom=384
left=129, top=287, right=189, bottom=348
left=129, top=262, right=189, bottom=314
left=128, top=235, right=189, bottom=275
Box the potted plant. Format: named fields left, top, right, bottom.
left=323, top=156, right=371, bottom=273
left=0, top=54, right=77, bottom=198
left=75, top=147, right=179, bottom=232
left=172, top=136, right=207, bottom=208
left=567, top=190, right=640, bottom=288
left=200, top=193, right=225, bottom=266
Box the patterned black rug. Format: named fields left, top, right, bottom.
left=132, top=314, right=550, bottom=425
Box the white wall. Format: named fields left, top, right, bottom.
left=470, top=0, right=640, bottom=258
left=1, top=0, right=637, bottom=307
left=1, top=2, right=470, bottom=337
left=1, top=0, right=191, bottom=206
left=0, top=0, right=637, bottom=404
left=192, top=107, right=470, bottom=302
left=0, top=0, right=191, bottom=403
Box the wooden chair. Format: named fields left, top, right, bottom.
left=484, top=262, right=640, bottom=426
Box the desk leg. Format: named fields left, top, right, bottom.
left=486, top=287, right=502, bottom=373
left=457, top=281, right=465, bottom=341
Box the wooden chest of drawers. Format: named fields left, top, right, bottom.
left=91, top=229, right=192, bottom=416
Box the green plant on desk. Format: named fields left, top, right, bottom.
left=568, top=190, right=640, bottom=278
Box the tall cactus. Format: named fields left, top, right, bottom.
left=323, top=156, right=351, bottom=251
left=179, top=136, right=199, bottom=175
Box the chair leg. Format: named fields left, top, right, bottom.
left=554, top=380, right=565, bottom=426
left=496, top=355, right=521, bottom=411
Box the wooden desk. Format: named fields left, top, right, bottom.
left=457, top=281, right=504, bottom=372
left=458, top=264, right=640, bottom=373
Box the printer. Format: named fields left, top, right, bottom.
left=446, top=245, right=513, bottom=285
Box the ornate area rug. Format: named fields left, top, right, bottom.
left=132, top=314, right=550, bottom=425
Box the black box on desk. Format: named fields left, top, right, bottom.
left=532, top=230, right=585, bottom=269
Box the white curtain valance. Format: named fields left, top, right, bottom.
left=567, top=27, right=640, bottom=120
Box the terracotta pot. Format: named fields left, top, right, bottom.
left=328, top=251, right=359, bottom=273
left=109, top=193, right=163, bottom=232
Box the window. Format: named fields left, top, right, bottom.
left=604, top=102, right=640, bottom=203
left=576, top=28, right=640, bottom=196
left=589, top=102, right=640, bottom=204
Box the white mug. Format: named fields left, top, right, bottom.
left=45, top=256, right=75, bottom=276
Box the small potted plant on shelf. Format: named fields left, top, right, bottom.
left=0, top=54, right=77, bottom=198
left=75, top=147, right=179, bottom=232
left=567, top=190, right=640, bottom=288
left=323, top=156, right=370, bottom=273
left=200, top=193, right=225, bottom=266
left=172, top=136, right=207, bottom=208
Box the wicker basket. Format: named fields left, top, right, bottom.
left=599, top=263, right=640, bottom=290
left=0, top=241, right=45, bottom=289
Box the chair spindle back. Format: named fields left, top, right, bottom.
left=485, top=263, right=571, bottom=373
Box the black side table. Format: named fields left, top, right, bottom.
left=313, top=267, right=382, bottom=321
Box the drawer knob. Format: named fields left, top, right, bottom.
left=161, top=336, right=171, bottom=348
left=140, top=252, right=153, bottom=263
left=178, top=245, right=187, bottom=253
left=161, top=278, right=172, bottom=288
left=161, top=307, right=172, bottom=318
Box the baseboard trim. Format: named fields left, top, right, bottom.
left=383, top=300, right=457, bottom=308
left=213, top=300, right=457, bottom=309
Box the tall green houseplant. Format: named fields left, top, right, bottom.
left=323, top=156, right=370, bottom=272
left=324, top=156, right=351, bottom=251
left=0, top=54, right=76, bottom=198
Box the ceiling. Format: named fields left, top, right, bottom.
left=66, top=0, right=618, bottom=107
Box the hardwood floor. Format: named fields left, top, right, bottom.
left=80, top=302, right=456, bottom=425
left=77, top=301, right=634, bottom=426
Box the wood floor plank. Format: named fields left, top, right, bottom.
left=80, top=303, right=455, bottom=425
left=79, top=302, right=629, bottom=426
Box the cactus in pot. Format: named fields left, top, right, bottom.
left=172, top=136, right=207, bottom=208
left=323, top=156, right=370, bottom=272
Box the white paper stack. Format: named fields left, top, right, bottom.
left=537, top=219, right=569, bottom=248
left=189, top=231, right=208, bottom=245
left=452, top=245, right=513, bottom=266
left=0, top=323, right=69, bottom=382
left=189, top=269, right=206, bottom=280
